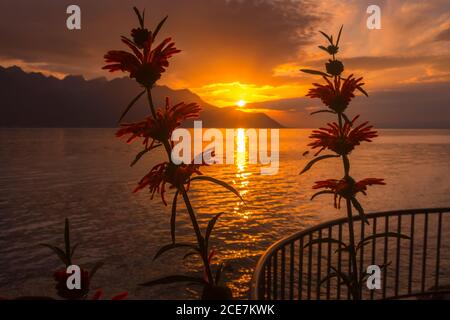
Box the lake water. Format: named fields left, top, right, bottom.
left=0, top=128, right=449, bottom=299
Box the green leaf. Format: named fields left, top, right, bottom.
left=310, top=109, right=336, bottom=116
left=189, top=176, right=244, bottom=203
left=329, top=266, right=353, bottom=288
left=351, top=197, right=369, bottom=225
left=89, top=262, right=104, bottom=280
left=341, top=113, right=352, bottom=125
left=70, top=243, right=79, bottom=259
left=205, top=212, right=224, bottom=244
left=300, top=154, right=340, bottom=175
left=118, top=90, right=145, bottom=123
left=140, top=275, right=206, bottom=287
left=300, top=69, right=329, bottom=77
left=153, top=15, right=168, bottom=40
left=318, top=45, right=332, bottom=55
left=170, top=190, right=179, bottom=244
left=336, top=25, right=343, bottom=46
left=310, top=190, right=335, bottom=201
left=183, top=251, right=200, bottom=260
left=64, top=218, right=71, bottom=265
left=320, top=272, right=339, bottom=286
left=357, top=86, right=369, bottom=97
left=153, top=243, right=198, bottom=261
left=40, top=244, right=68, bottom=266
left=357, top=232, right=410, bottom=250
left=303, top=237, right=348, bottom=249
left=133, top=7, right=144, bottom=28
left=319, top=31, right=333, bottom=44
left=131, top=143, right=162, bottom=167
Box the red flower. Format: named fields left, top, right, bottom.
left=313, top=177, right=385, bottom=208
left=308, top=115, right=378, bottom=155
left=91, top=289, right=128, bottom=300
left=53, top=268, right=90, bottom=300
left=116, top=98, right=201, bottom=148
left=103, top=34, right=180, bottom=87
left=306, top=74, right=365, bottom=113
left=134, top=162, right=204, bottom=205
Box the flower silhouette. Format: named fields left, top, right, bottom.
left=306, top=74, right=366, bottom=113
left=116, top=98, right=201, bottom=148
left=103, top=36, right=180, bottom=88
left=308, top=115, right=378, bottom=156
left=313, top=177, right=385, bottom=209
left=53, top=267, right=90, bottom=300
left=133, top=162, right=204, bottom=205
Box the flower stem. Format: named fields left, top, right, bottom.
left=146, top=88, right=157, bottom=119
left=338, top=111, right=360, bottom=300
left=146, top=88, right=214, bottom=286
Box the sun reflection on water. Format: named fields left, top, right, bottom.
left=234, top=129, right=251, bottom=218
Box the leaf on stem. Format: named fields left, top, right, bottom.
left=350, top=197, right=369, bottom=225
left=170, top=190, right=179, bottom=243
left=64, top=218, right=71, bottom=265
left=336, top=25, right=343, bottom=47
left=118, top=90, right=146, bottom=123
left=310, top=109, right=336, bottom=116
left=182, top=251, right=200, bottom=260
left=130, top=145, right=161, bottom=167
left=300, top=69, right=329, bottom=77
left=189, top=176, right=244, bottom=203
left=153, top=243, right=199, bottom=261
left=319, top=31, right=333, bottom=45
left=300, top=154, right=340, bottom=175
left=357, top=86, right=369, bottom=97
left=89, top=262, right=104, bottom=281
left=205, top=212, right=224, bottom=244
left=341, top=113, right=352, bottom=125
left=311, top=190, right=335, bottom=201
left=133, top=7, right=145, bottom=28
left=303, top=237, right=348, bottom=250
left=153, top=16, right=168, bottom=41
left=70, top=243, right=79, bottom=259
left=357, top=232, right=410, bottom=250
left=40, top=244, right=68, bottom=266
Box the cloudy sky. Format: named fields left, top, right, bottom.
left=0, top=0, right=449, bottom=111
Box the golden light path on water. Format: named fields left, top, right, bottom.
left=234, top=129, right=251, bottom=219
left=2, top=129, right=450, bottom=299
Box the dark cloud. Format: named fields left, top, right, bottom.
left=435, top=28, right=450, bottom=41
left=0, top=0, right=322, bottom=82
left=245, top=81, right=450, bottom=128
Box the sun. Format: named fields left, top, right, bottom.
left=236, top=99, right=247, bottom=108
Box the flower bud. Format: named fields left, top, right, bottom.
left=131, top=28, right=150, bottom=48
left=326, top=60, right=344, bottom=76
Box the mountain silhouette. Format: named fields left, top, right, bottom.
left=0, top=66, right=282, bottom=128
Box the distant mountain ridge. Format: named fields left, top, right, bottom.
left=0, top=66, right=282, bottom=128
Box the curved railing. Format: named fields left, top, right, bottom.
left=251, top=208, right=450, bottom=300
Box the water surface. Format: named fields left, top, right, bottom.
left=0, top=128, right=449, bottom=299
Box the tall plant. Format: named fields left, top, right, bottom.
left=300, top=27, right=407, bottom=299
left=103, top=8, right=241, bottom=299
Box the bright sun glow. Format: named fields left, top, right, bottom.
left=236, top=100, right=247, bottom=107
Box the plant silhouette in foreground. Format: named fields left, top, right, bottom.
left=40, top=218, right=127, bottom=300
left=300, top=26, right=409, bottom=299
left=104, top=7, right=242, bottom=299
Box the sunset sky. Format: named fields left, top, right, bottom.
left=0, top=0, right=449, bottom=112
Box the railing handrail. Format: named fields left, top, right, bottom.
left=251, top=207, right=450, bottom=300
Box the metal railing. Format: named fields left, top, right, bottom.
left=251, top=208, right=450, bottom=300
